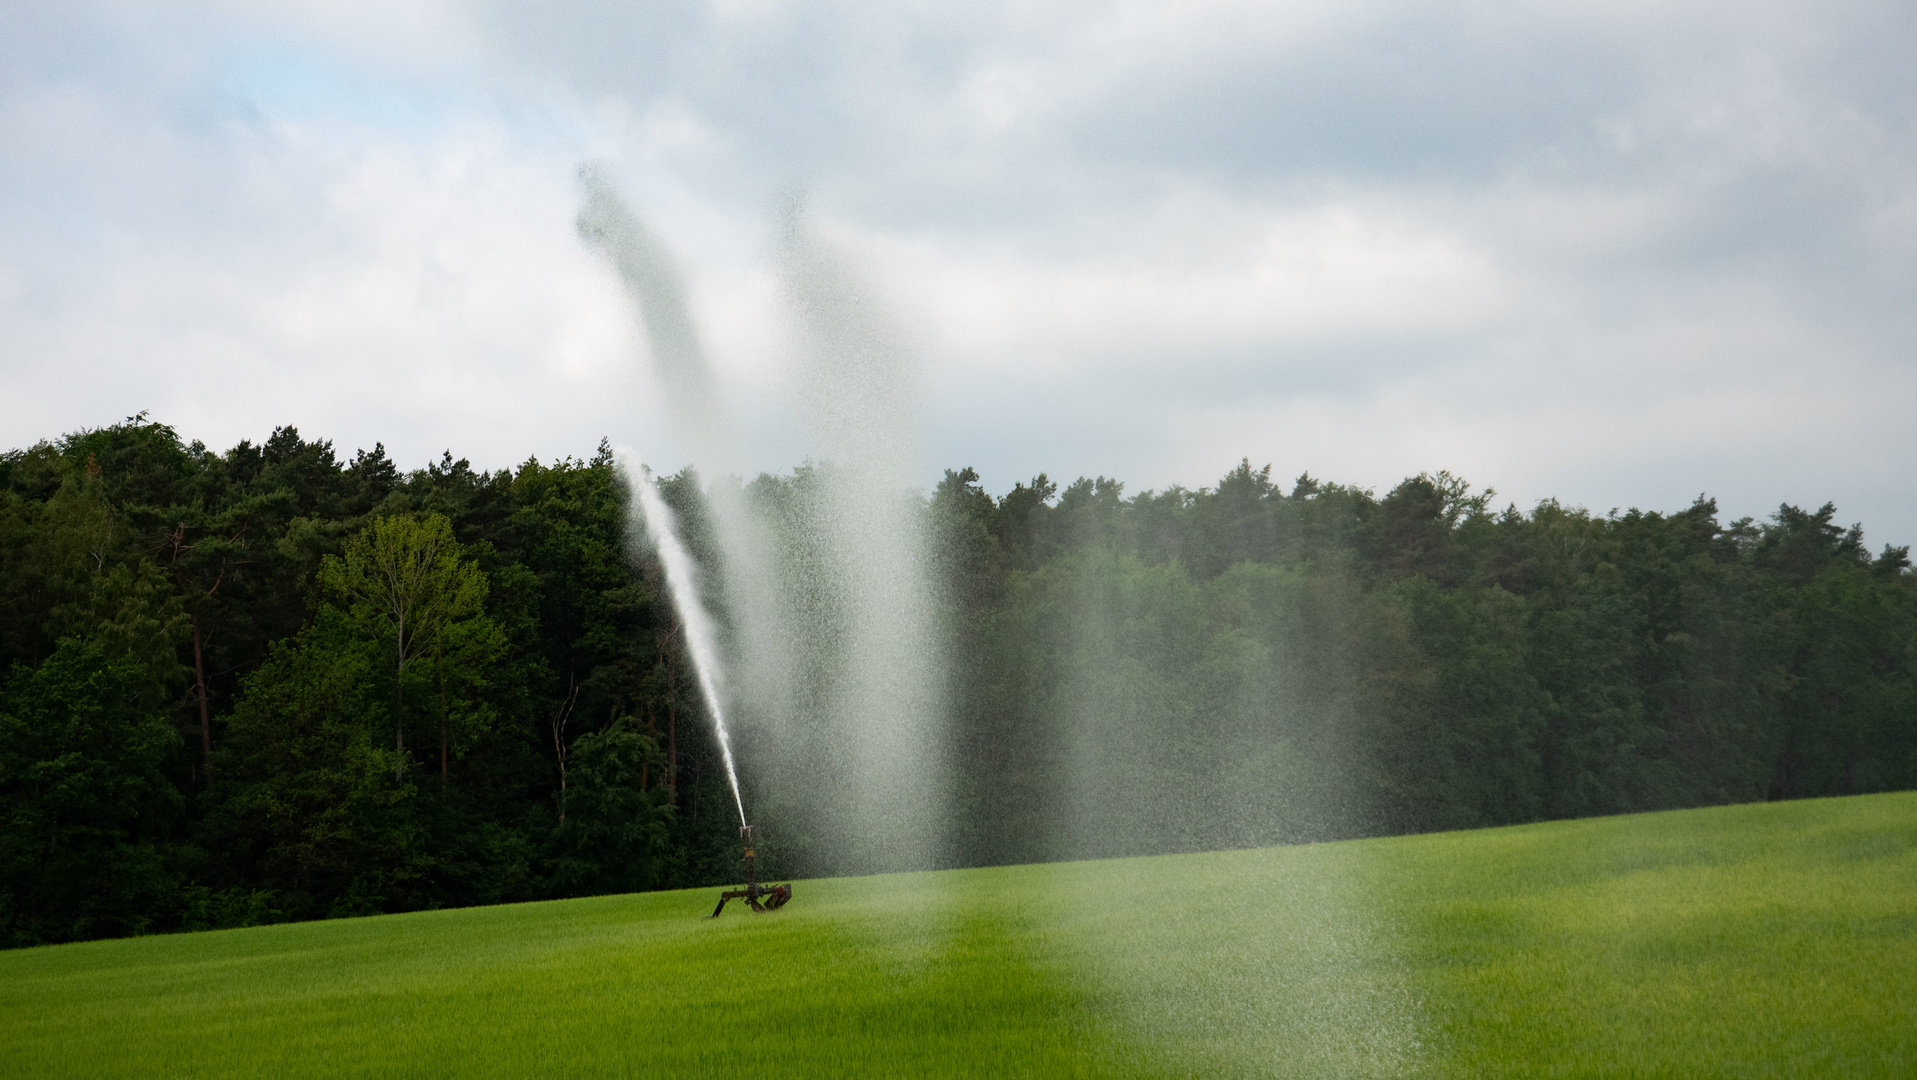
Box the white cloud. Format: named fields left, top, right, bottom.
left=0, top=72, right=647, bottom=468
left=848, top=191, right=1507, bottom=377
left=1, top=0, right=1913, bottom=545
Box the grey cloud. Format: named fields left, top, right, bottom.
left=2, top=0, right=1914, bottom=547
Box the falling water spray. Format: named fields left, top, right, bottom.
left=620, top=454, right=746, bottom=829
left=578, top=167, right=798, bottom=814
left=774, top=201, right=947, bottom=875
left=623, top=459, right=791, bottom=916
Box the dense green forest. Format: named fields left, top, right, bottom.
left=2, top=416, right=1913, bottom=947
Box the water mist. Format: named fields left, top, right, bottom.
left=576, top=167, right=1414, bottom=1068
left=771, top=202, right=946, bottom=874
left=579, top=170, right=946, bottom=876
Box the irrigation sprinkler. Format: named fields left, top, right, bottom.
left=709, top=824, right=791, bottom=917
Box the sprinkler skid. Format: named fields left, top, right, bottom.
left=709, top=824, right=791, bottom=917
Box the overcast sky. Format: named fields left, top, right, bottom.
left=3, top=0, right=1913, bottom=544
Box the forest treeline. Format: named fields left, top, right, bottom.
left=932, top=464, right=1915, bottom=866
left=3, top=416, right=1913, bottom=947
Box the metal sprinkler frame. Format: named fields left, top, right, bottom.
left=709, top=824, right=791, bottom=917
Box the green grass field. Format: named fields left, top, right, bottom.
left=3, top=792, right=1913, bottom=1078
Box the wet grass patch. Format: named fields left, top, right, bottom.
left=2, top=792, right=1911, bottom=1077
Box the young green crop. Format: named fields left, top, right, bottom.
left=2, top=792, right=1911, bottom=1078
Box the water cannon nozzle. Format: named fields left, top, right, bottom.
left=707, top=822, right=790, bottom=917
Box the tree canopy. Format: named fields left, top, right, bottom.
left=1, top=420, right=1911, bottom=947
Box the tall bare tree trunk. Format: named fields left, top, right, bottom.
left=658, top=625, right=681, bottom=803
left=642, top=700, right=655, bottom=791
left=394, top=643, right=406, bottom=784
left=437, top=647, right=448, bottom=791
left=190, top=612, right=212, bottom=786
left=551, top=682, right=578, bottom=824
left=171, top=530, right=227, bottom=788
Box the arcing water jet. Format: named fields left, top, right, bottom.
left=620, top=453, right=746, bottom=829
left=622, top=456, right=793, bottom=916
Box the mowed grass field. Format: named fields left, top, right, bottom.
left=2, top=792, right=1912, bottom=1078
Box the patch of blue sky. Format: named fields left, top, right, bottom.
left=216, top=41, right=606, bottom=162
left=218, top=45, right=458, bottom=138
